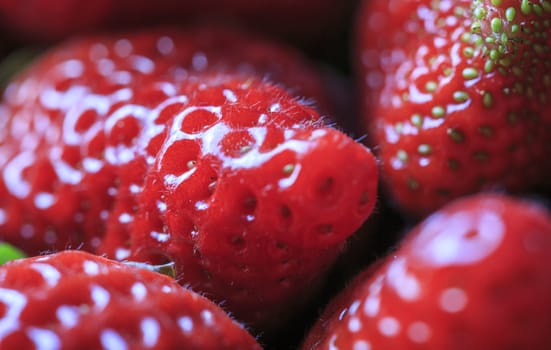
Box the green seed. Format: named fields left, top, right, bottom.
left=240, top=145, right=252, bottom=154
left=418, top=144, right=432, bottom=155
left=448, top=159, right=460, bottom=170
left=462, top=67, right=479, bottom=80
left=186, top=160, right=196, bottom=169
left=397, top=150, right=408, bottom=162
left=395, top=122, right=404, bottom=134
left=463, top=47, right=474, bottom=57
left=283, top=163, right=295, bottom=175
left=483, top=91, right=494, bottom=108
left=411, top=114, right=423, bottom=127
left=474, top=7, right=487, bottom=19
left=484, top=59, right=495, bottom=73
left=447, top=128, right=465, bottom=143
left=491, top=0, right=503, bottom=5
left=507, top=112, right=518, bottom=124
left=505, top=7, right=516, bottom=21
left=478, top=126, right=494, bottom=137
left=533, top=3, right=543, bottom=15
left=543, top=1, right=551, bottom=12
left=491, top=18, right=503, bottom=32
left=432, top=106, right=446, bottom=118
left=453, top=91, right=470, bottom=102
left=425, top=80, right=438, bottom=92
left=521, top=0, right=532, bottom=15
left=499, top=56, right=512, bottom=67
left=408, top=177, right=420, bottom=190
left=473, top=151, right=489, bottom=161
left=512, top=24, right=521, bottom=33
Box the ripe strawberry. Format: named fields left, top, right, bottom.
left=0, top=27, right=379, bottom=334
left=357, top=0, right=551, bottom=217
left=301, top=194, right=551, bottom=350
left=0, top=250, right=262, bottom=349
left=0, top=0, right=355, bottom=47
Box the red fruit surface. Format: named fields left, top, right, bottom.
left=0, top=250, right=262, bottom=349
left=0, top=27, right=379, bottom=334
left=0, top=0, right=356, bottom=46
left=302, top=193, right=551, bottom=350
left=357, top=0, right=551, bottom=217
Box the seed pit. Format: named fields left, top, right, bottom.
left=280, top=205, right=292, bottom=219
left=230, top=235, right=246, bottom=252
left=318, top=176, right=335, bottom=195
left=359, top=191, right=370, bottom=206
left=243, top=195, right=257, bottom=213
left=464, top=229, right=478, bottom=239
left=317, top=224, right=333, bottom=235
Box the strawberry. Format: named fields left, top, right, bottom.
left=0, top=0, right=356, bottom=48
left=301, top=194, right=551, bottom=349
left=357, top=0, right=551, bottom=217
left=0, top=27, right=379, bottom=334
left=0, top=250, right=262, bottom=349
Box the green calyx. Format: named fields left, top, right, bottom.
left=124, top=261, right=176, bottom=278
left=0, top=242, right=27, bottom=265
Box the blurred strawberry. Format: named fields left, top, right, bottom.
left=357, top=0, right=551, bottom=217
left=0, top=0, right=357, bottom=50
left=0, top=250, right=262, bottom=349
left=0, top=26, right=378, bottom=334
left=302, top=193, right=551, bottom=349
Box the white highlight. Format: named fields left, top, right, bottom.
left=439, top=287, right=468, bottom=313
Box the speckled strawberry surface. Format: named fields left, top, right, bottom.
left=0, top=250, right=262, bottom=349
left=0, top=27, right=379, bottom=334
left=301, top=194, right=551, bottom=349
left=357, top=0, right=551, bottom=217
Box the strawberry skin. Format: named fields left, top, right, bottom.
left=0, top=250, right=262, bottom=349
left=0, top=0, right=355, bottom=45
left=357, top=0, right=551, bottom=217
left=301, top=194, right=551, bottom=350
left=0, top=27, right=379, bottom=334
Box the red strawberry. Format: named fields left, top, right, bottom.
left=0, top=27, right=379, bottom=334
left=0, top=0, right=356, bottom=48
left=301, top=193, right=551, bottom=349
left=357, top=0, right=551, bottom=217
left=0, top=250, right=262, bottom=349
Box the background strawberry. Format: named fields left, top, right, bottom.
left=0, top=250, right=262, bottom=349
left=0, top=27, right=379, bottom=336
left=301, top=193, right=551, bottom=349
left=357, top=0, right=551, bottom=217
left=0, top=0, right=358, bottom=64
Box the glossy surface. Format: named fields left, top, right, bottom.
left=0, top=251, right=262, bottom=349
left=358, top=0, right=551, bottom=217
left=302, top=194, right=551, bottom=349
left=0, top=27, right=378, bottom=333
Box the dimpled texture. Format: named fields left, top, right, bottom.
left=0, top=250, right=262, bottom=350
left=0, top=27, right=379, bottom=333
left=302, top=194, right=551, bottom=350
left=357, top=0, right=551, bottom=217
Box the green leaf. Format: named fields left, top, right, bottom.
left=0, top=47, right=42, bottom=91
left=0, top=242, right=27, bottom=264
